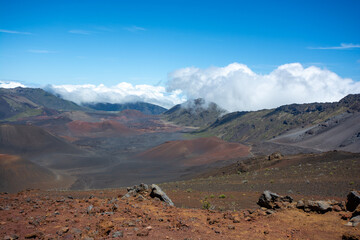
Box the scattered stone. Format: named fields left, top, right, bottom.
left=266, top=210, right=275, bottom=215
left=296, top=200, right=305, bottom=209
left=347, top=191, right=360, bottom=212
left=3, top=235, right=19, bottom=240
left=70, top=228, right=82, bottom=235
left=24, top=232, right=42, bottom=239
left=112, top=231, right=124, bottom=238
left=228, top=225, right=235, bottom=230
left=333, top=205, right=342, bottom=212
left=346, top=216, right=360, bottom=227
left=97, top=221, right=114, bottom=235
left=87, top=205, right=93, bottom=214
left=137, top=227, right=151, bottom=237
left=57, top=227, right=69, bottom=235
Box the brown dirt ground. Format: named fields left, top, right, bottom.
left=0, top=189, right=359, bottom=240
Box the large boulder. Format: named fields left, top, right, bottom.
left=257, top=190, right=293, bottom=209
left=346, top=191, right=360, bottom=212
left=150, top=184, right=174, bottom=206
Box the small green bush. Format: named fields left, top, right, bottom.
left=219, top=194, right=226, bottom=199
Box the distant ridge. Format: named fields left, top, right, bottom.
left=83, top=102, right=167, bottom=115
left=163, top=98, right=227, bottom=127
left=199, top=94, right=360, bottom=148
left=0, top=87, right=86, bottom=121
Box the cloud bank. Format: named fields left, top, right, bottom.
left=46, top=83, right=185, bottom=109
left=2, top=63, right=359, bottom=111
left=167, top=63, right=360, bottom=111
left=0, top=80, right=26, bottom=88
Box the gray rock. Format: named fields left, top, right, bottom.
left=150, top=184, right=174, bottom=206
left=306, top=200, right=332, bottom=213
left=317, top=201, right=332, bottom=212
left=87, top=205, right=93, bottom=214
left=112, top=231, right=123, bottom=238
left=349, top=215, right=360, bottom=227
left=346, top=191, right=360, bottom=212
left=296, top=200, right=305, bottom=209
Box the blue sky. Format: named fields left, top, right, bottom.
left=0, top=0, right=360, bottom=110
left=0, top=0, right=359, bottom=85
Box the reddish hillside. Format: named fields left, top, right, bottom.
left=136, top=137, right=250, bottom=166
left=67, top=120, right=138, bottom=137
left=0, top=154, right=74, bottom=193
left=0, top=124, right=81, bottom=155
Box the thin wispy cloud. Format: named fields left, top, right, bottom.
left=308, top=43, right=360, bottom=50
left=124, top=25, right=146, bottom=32
left=0, top=29, right=31, bottom=35
left=69, top=29, right=92, bottom=35
left=27, top=49, right=57, bottom=54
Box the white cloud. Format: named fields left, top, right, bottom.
left=124, top=26, right=146, bottom=32
left=0, top=29, right=31, bottom=35
left=69, top=29, right=92, bottom=35
left=167, top=63, right=360, bottom=111
left=28, top=49, right=57, bottom=54
left=46, top=83, right=185, bottom=109
left=309, top=43, right=360, bottom=50
left=0, top=80, right=26, bottom=88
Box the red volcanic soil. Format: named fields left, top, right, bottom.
left=136, top=137, right=250, bottom=167
left=0, top=154, right=74, bottom=193
left=0, top=189, right=358, bottom=239
left=67, top=120, right=138, bottom=138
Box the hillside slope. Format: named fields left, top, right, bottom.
left=0, top=87, right=85, bottom=121
left=271, top=112, right=360, bottom=152
left=200, top=94, right=360, bottom=144
left=0, top=124, right=81, bottom=155
left=0, top=154, right=73, bottom=192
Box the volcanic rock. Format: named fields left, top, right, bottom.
left=122, top=183, right=149, bottom=199
left=150, top=184, right=174, bottom=206
left=346, top=191, right=360, bottom=212
left=297, top=200, right=339, bottom=213
left=122, top=183, right=174, bottom=206
left=257, top=190, right=293, bottom=209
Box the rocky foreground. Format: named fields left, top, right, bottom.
left=0, top=186, right=359, bottom=240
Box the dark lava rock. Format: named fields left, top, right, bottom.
left=346, top=191, right=360, bottom=212
left=257, top=190, right=293, bottom=209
